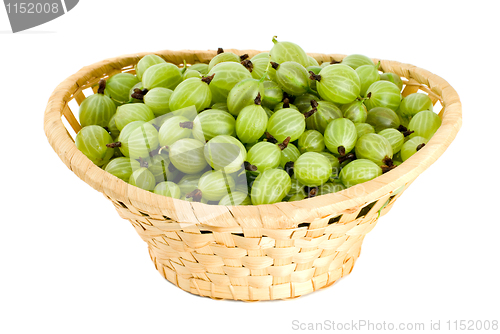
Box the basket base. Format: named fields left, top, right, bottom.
left=147, top=239, right=364, bottom=301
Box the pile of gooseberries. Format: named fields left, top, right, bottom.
left=75, top=37, right=441, bottom=205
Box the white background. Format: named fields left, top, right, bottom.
left=1, top=1, right=499, bottom=333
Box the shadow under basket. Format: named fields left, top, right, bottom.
left=44, top=49, right=462, bottom=301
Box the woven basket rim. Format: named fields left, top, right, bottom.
left=44, top=49, right=462, bottom=228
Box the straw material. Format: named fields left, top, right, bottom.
left=44, top=49, right=462, bottom=301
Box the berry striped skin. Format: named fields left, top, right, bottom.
left=267, top=108, right=306, bottom=142
left=105, top=157, right=141, bottom=183
left=118, top=121, right=144, bottom=157
left=366, top=107, right=401, bottom=132
left=135, top=54, right=166, bottom=81
left=114, top=103, right=154, bottom=131
left=355, top=133, right=393, bottom=167
left=197, top=170, right=236, bottom=201
left=274, top=101, right=299, bottom=112
left=107, top=114, right=120, bottom=139
left=408, top=110, right=441, bottom=140
left=142, top=63, right=182, bottom=90
left=379, top=72, right=403, bottom=91
left=305, top=101, right=343, bottom=133
left=75, top=125, right=114, bottom=167
left=207, top=62, right=252, bottom=103
left=401, top=136, right=428, bottom=161
left=355, top=123, right=375, bottom=139
left=236, top=104, right=268, bottom=143
left=251, top=56, right=273, bottom=80
left=126, top=122, right=159, bottom=159
left=315, top=64, right=361, bottom=104
left=324, top=118, right=358, bottom=157
left=154, top=181, right=181, bottom=199
left=251, top=52, right=270, bottom=61
left=148, top=154, right=180, bottom=183
left=274, top=61, right=312, bottom=96
left=218, top=192, right=252, bottom=206
left=143, top=87, right=173, bottom=116
left=129, top=167, right=156, bottom=191
left=227, top=78, right=265, bottom=116
left=364, top=81, right=402, bottom=111
left=247, top=142, right=281, bottom=172
left=341, top=100, right=368, bottom=124
left=204, top=135, right=247, bottom=174
left=399, top=93, right=433, bottom=119
left=169, top=77, right=212, bottom=112
left=188, top=63, right=209, bottom=75
left=208, top=52, right=241, bottom=71
left=158, top=115, right=192, bottom=147
left=193, top=109, right=236, bottom=142
left=341, top=54, right=375, bottom=69
left=293, top=93, right=320, bottom=113
left=294, top=152, right=332, bottom=187
left=105, top=73, right=140, bottom=105
left=339, top=159, right=382, bottom=188
left=378, top=128, right=405, bottom=154
left=251, top=168, right=292, bottom=205
left=79, top=92, right=116, bottom=128
left=261, top=80, right=283, bottom=110
left=298, top=130, right=325, bottom=153
left=356, top=64, right=380, bottom=97
left=308, top=56, right=319, bottom=67
left=169, top=138, right=208, bottom=174
left=270, top=37, right=309, bottom=69
left=178, top=173, right=204, bottom=195
left=280, top=143, right=301, bottom=168
left=318, top=152, right=340, bottom=178
left=183, top=70, right=202, bottom=80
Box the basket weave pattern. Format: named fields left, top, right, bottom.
left=44, top=49, right=461, bottom=301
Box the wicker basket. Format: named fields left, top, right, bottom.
left=44, top=49, right=462, bottom=301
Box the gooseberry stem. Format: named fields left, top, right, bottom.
left=201, top=73, right=215, bottom=85
left=265, top=132, right=278, bottom=144
left=244, top=161, right=258, bottom=172
left=272, top=36, right=278, bottom=44
left=337, top=146, right=346, bottom=156
left=186, top=189, right=203, bottom=202
left=303, top=106, right=317, bottom=119
left=158, top=145, right=169, bottom=155
left=278, top=136, right=291, bottom=150
left=398, top=125, right=415, bottom=137
left=254, top=93, right=262, bottom=105
left=131, top=88, right=149, bottom=100
left=97, top=79, right=106, bottom=94
left=283, top=92, right=295, bottom=103
left=106, top=142, right=121, bottom=148
left=304, top=186, right=318, bottom=198
left=259, top=55, right=272, bottom=83
left=241, top=59, right=253, bottom=72
left=270, top=62, right=280, bottom=70
left=240, top=54, right=249, bottom=61
left=309, top=71, right=321, bottom=82
left=282, top=97, right=290, bottom=108
left=381, top=156, right=396, bottom=174
left=338, top=152, right=356, bottom=164
left=416, top=143, right=426, bottom=151
left=217, top=47, right=224, bottom=55
left=179, top=121, right=194, bottom=129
